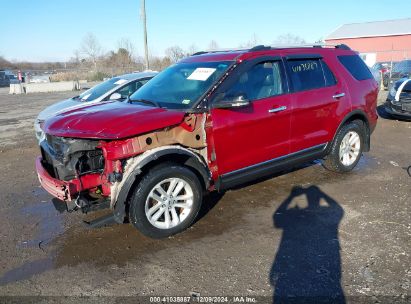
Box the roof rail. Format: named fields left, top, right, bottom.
left=191, top=47, right=249, bottom=56
left=190, top=43, right=351, bottom=56
left=192, top=51, right=208, bottom=56
left=249, top=45, right=271, bottom=51
left=269, top=43, right=352, bottom=50
left=335, top=44, right=351, bottom=50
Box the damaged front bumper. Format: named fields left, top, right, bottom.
left=36, top=156, right=103, bottom=201
left=385, top=100, right=411, bottom=119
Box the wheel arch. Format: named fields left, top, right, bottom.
left=330, top=110, right=371, bottom=152
left=113, top=147, right=210, bottom=223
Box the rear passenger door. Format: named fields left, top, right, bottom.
left=285, top=55, right=344, bottom=153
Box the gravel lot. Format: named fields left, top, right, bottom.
left=0, top=90, right=409, bottom=303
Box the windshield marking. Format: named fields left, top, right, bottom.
left=187, top=68, right=216, bottom=81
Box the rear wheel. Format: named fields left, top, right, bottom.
left=129, top=163, right=203, bottom=238
left=322, top=120, right=365, bottom=173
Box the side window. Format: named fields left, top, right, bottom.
left=321, top=61, right=337, bottom=86
left=338, top=55, right=373, bottom=81
left=225, top=61, right=283, bottom=101
left=116, top=79, right=149, bottom=98
left=287, top=59, right=326, bottom=92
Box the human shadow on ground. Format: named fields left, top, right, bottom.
left=270, top=185, right=345, bottom=304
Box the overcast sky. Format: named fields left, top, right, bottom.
left=1, top=0, right=410, bottom=62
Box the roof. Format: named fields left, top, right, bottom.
left=326, top=18, right=411, bottom=40
left=118, top=71, right=158, bottom=80
left=182, top=44, right=353, bottom=63
left=182, top=50, right=247, bottom=63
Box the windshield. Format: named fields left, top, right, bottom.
left=77, top=77, right=127, bottom=101
left=129, top=61, right=232, bottom=109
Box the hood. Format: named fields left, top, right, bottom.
left=43, top=101, right=185, bottom=139
left=37, top=98, right=82, bottom=121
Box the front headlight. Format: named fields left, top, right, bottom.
left=34, top=119, right=45, bottom=142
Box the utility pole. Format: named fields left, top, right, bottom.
left=141, top=0, right=150, bottom=70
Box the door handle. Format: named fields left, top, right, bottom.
left=333, top=93, right=345, bottom=99
left=268, top=106, right=287, bottom=113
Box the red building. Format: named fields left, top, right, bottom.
left=325, top=18, right=411, bottom=65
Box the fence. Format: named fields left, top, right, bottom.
left=359, top=49, right=410, bottom=67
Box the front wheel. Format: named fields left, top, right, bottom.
left=322, top=120, right=365, bottom=173
left=129, top=164, right=203, bottom=238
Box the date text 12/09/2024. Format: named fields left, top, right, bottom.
left=149, top=296, right=257, bottom=303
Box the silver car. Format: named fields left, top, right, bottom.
left=34, top=71, right=157, bottom=141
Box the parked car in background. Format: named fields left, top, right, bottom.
left=0, top=70, right=18, bottom=87
left=29, top=75, right=50, bottom=83
left=372, top=61, right=396, bottom=89
left=34, top=71, right=157, bottom=141
left=35, top=44, right=378, bottom=238
left=372, top=62, right=390, bottom=73
left=370, top=67, right=382, bottom=88
left=386, top=60, right=411, bottom=89
left=385, top=77, right=411, bottom=120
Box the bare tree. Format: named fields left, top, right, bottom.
left=165, top=46, right=185, bottom=63
left=208, top=40, right=219, bottom=50
left=0, top=56, right=14, bottom=69
left=239, top=33, right=260, bottom=48
left=315, top=38, right=324, bottom=44
left=118, top=38, right=136, bottom=60
left=272, top=34, right=306, bottom=46
left=187, top=44, right=199, bottom=55
left=80, top=33, right=102, bottom=67
left=149, top=55, right=171, bottom=71
left=69, top=50, right=82, bottom=66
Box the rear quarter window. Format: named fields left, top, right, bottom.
left=321, top=61, right=337, bottom=86
left=338, top=55, right=373, bottom=81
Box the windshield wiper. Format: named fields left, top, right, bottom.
left=129, top=98, right=161, bottom=108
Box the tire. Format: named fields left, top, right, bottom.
left=129, top=163, right=203, bottom=238
left=322, top=120, right=365, bottom=173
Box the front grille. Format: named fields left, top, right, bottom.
left=45, top=134, right=65, bottom=156
left=40, top=146, right=58, bottom=178
left=40, top=135, right=104, bottom=181
left=390, top=102, right=411, bottom=114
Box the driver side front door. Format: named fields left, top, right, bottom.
left=209, top=58, right=292, bottom=187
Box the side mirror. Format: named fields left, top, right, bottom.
left=213, top=94, right=250, bottom=109
left=109, top=92, right=122, bottom=100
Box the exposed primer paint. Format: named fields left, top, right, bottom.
left=102, top=113, right=208, bottom=161
left=107, top=114, right=209, bottom=207
left=109, top=145, right=208, bottom=207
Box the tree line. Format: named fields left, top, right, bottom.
left=1, top=33, right=312, bottom=81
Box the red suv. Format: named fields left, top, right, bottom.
left=36, top=44, right=378, bottom=238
